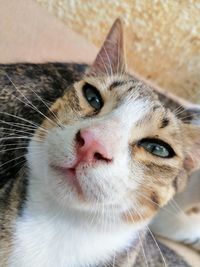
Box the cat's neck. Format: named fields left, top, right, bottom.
left=9, top=175, right=145, bottom=267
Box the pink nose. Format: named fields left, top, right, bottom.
left=75, top=130, right=112, bottom=164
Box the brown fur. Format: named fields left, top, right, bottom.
left=0, top=168, right=26, bottom=267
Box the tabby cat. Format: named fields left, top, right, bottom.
left=0, top=19, right=199, bottom=267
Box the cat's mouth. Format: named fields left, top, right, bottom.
left=52, top=164, right=84, bottom=196
left=61, top=166, right=83, bottom=196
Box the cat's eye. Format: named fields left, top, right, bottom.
left=82, top=83, right=103, bottom=111
left=138, top=138, right=175, bottom=158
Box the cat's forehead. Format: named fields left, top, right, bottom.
left=83, top=74, right=171, bottom=115
left=84, top=74, right=158, bottom=103
left=83, top=74, right=181, bottom=133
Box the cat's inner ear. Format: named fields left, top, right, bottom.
left=89, top=18, right=126, bottom=76
left=184, top=124, right=200, bottom=172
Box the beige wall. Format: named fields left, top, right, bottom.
left=0, top=0, right=97, bottom=64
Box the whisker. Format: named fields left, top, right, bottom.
left=0, top=141, right=33, bottom=147
left=169, top=198, right=186, bottom=217
left=133, top=204, right=168, bottom=267
left=0, top=111, right=48, bottom=133
left=0, top=151, right=43, bottom=169
left=0, top=145, right=41, bottom=153
left=0, top=119, right=39, bottom=132
left=138, top=231, right=149, bottom=267
left=1, top=127, right=35, bottom=136
left=134, top=190, right=178, bottom=217
left=5, top=73, right=58, bottom=129
left=146, top=225, right=168, bottom=267
left=2, top=158, right=27, bottom=175
left=0, top=136, right=42, bottom=142
left=26, top=85, right=63, bottom=128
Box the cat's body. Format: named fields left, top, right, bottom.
left=0, top=20, right=199, bottom=267
left=0, top=62, right=192, bottom=267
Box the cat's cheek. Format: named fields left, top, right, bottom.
left=27, top=140, right=47, bottom=177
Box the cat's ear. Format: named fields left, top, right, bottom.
left=88, top=18, right=126, bottom=76
left=183, top=124, right=200, bottom=172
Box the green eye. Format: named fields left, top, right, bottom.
left=83, top=83, right=103, bottom=111
left=138, top=138, right=175, bottom=158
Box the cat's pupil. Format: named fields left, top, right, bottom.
left=83, top=83, right=103, bottom=111
left=147, top=143, right=168, bottom=157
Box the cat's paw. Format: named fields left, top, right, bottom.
left=182, top=237, right=200, bottom=251
left=151, top=203, right=200, bottom=252
left=182, top=204, right=200, bottom=251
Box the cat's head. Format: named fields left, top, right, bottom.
left=28, top=19, right=200, bottom=225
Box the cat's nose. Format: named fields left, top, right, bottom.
left=75, top=130, right=112, bottom=164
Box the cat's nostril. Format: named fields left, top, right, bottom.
left=76, top=130, right=85, bottom=147
left=94, top=152, right=112, bottom=163
left=76, top=129, right=112, bottom=164
left=94, top=152, right=104, bottom=161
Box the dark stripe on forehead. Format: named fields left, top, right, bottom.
left=127, top=86, right=136, bottom=94
left=153, top=105, right=161, bottom=111
left=109, top=80, right=128, bottom=90
left=160, top=118, right=169, bottom=128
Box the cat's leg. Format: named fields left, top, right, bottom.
left=178, top=204, right=200, bottom=251
left=151, top=170, right=200, bottom=251
left=151, top=203, right=200, bottom=251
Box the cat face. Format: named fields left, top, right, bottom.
left=28, top=19, right=200, bottom=226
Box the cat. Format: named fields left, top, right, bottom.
left=0, top=18, right=200, bottom=267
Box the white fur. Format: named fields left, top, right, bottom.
left=9, top=97, right=151, bottom=266
left=9, top=205, right=142, bottom=267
